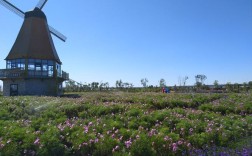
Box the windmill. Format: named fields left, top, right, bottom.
left=0, top=0, right=67, bottom=41
left=0, top=0, right=69, bottom=96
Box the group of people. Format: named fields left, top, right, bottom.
left=162, top=87, right=170, bottom=93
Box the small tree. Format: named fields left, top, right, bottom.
left=182, top=76, right=188, bottom=86
left=213, top=80, right=219, bottom=89
left=159, top=78, right=166, bottom=87
left=141, top=78, right=148, bottom=88
left=116, top=80, right=123, bottom=88
left=243, top=82, right=248, bottom=92
left=195, top=75, right=207, bottom=84
left=225, top=82, right=233, bottom=92
left=91, top=82, right=99, bottom=90
left=248, top=81, right=252, bottom=90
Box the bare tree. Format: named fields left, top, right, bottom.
left=182, top=76, right=189, bottom=86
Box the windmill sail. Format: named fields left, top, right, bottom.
left=36, top=0, right=48, bottom=10
left=49, top=25, right=67, bottom=42
left=0, top=0, right=66, bottom=42
left=0, top=0, right=24, bottom=18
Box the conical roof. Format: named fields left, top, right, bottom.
left=5, top=8, right=61, bottom=63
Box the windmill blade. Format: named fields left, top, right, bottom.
left=36, top=0, right=47, bottom=10
left=0, top=0, right=24, bottom=18
left=49, top=25, right=67, bottom=42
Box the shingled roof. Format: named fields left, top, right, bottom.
left=5, top=8, right=61, bottom=64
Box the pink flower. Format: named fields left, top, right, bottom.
left=178, top=140, right=183, bottom=145
left=111, top=133, right=115, bottom=138
left=89, top=139, right=94, bottom=144
left=164, top=136, right=169, bottom=141
left=82, top=142, right=88, bottom=146
left=172, top=143, right=177, bottom=152
left=34, top=138, right=40, bottom=145
left=95, top=138, right=99, bottom=143
left=125, top=139, right=132, bottom=148
left=119, top=136, right=123, bottom=141
left=136, top=135, right=140, bottom=139
left=113, top=145, right=120, bottom=152
left=83, top=126, right=89, bottom=133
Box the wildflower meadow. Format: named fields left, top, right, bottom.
left=0, top=92, right=252, bottom=155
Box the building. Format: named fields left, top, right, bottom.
left=0, top=8, right=69, bottom=96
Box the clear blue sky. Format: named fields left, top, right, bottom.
left=0, top=0, right=252, bottom=87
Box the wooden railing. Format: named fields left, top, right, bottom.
left=0, top=68, right=69, bottom=81
left=62, top=71, right=69, bottom=80
left=0, top=68, right=25, bottom=79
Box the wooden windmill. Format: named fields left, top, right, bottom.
left=0, top=0, right=69, bottom=96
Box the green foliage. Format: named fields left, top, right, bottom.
left=130, top=135, right=155, bottom=156
left=0, top=92, right=251, bottom=155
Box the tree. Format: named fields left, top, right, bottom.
left=159, top=78, right=166, bottom=87
left=182, top=76, right=189, bottom=86
left=116, top=80, right=123, bottom=88
left=225, top=82, right=233, bottom=92
left=141, top=78, right=148, bottom=88
left=65, top=79, right=77, bottom=92
left=91, top=82, right=99, bottom=90
left=233, top=83, right=240, bottom=93
left=213, top=80, right=219, bottom=89
left=99, top=82, right=109, bottom=91
left=243, top=82, right=248, bottom=92
left=249, top=81, right=252, bottom=90
left=195, top=75, right=207, bottom=84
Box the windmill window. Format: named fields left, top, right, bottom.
left=6, top=60, right=11, bottom=69
left=28, top=64, right=35, bottom=70
left=17, top=63, right=25, bottom=70
left=48, top=65, right=53, bottom=77
left=56, top=63, right=61, bottom=77
left=42, top=64, right=48, bottom=71
left=35, top=63, right=42, bottom=71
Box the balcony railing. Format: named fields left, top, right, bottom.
left=62, top=71, right=69, bottom=80
left=0, top=68, right=25, bottom=79
left=0, top=68, right=69, bottom=80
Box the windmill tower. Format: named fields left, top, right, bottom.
left=0, top=0, right=69, bottom=96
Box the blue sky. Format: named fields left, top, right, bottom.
left=0, top=0, right=252, bottom=87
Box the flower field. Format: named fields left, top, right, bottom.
left=0, top=92, right=252, bottom=155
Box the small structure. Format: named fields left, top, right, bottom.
left=0, top=0, right=69, bottom=96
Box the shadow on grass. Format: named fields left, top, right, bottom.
left=61, top=94, right=81, bottom=98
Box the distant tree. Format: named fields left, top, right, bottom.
left=213, top=80, right=219, bottom=89
left=225, top=82, right=233, bottom=92
left=195, top=82, right=202, bottom=89
left=159, top=79, right=166, bottom=87
left=65, top=79, right=76, bottom=92
left=116, top=80, right=123, bottom=88
left=104, top=82, right=109, bottom=90
left=182, top=76, right=189, bottom=86
left=99, top=82, right=109, bottom=91
left=243, top=82, right=248, bottom=92
left=91, top=82, right=99, bottom=90
left=233, top=83, right=240, bottom=93
left=195, top=75, right=207, bottom=85
left=141, top=78, right=148, bottom=88
left=249, top=81, right=252, bottom=90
